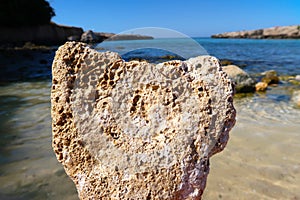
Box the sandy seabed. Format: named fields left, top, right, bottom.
left=203, top=97, right=300, bottom=200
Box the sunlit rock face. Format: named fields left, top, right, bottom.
left=51, top=42, right=236, bottom=200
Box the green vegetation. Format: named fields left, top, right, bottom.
left=298, top=26, right=300, bottom=30
left=0, top=0, right=55, bottom=27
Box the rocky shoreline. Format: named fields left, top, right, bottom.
left=212, top=25, right=300, bottom=39
left=0, top=22, right=153, bottom=47
left=0, top=22, right=83, bottom=46
left=218, top=61, right=300, bottom=107
left=1, top=44, right=299, bottom=107
left=79, top=30, right=154, bottom=43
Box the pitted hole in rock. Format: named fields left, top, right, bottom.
left=94, top=65, right=208, bottom=173
left=110, top=132, right=120, bottom=140
left=69, top=48, right=233, bottom=178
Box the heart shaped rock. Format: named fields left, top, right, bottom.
left=51, top=42, right=236, bottom=200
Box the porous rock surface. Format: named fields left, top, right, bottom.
left=51, top=42, right=236, bottom=199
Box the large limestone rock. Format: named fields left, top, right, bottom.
left=51, top=42, right=236, bottom=199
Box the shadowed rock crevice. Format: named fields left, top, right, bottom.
left=51, top=42, right=236, bottom=199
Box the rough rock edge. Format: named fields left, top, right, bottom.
left=51, top=42, right=236, bottom=199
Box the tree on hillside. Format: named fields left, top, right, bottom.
left=0, top=0, right=55, bottom=27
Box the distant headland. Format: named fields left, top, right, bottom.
left=80, top=30, right=154, bottom=44
left=211, top=25, right=300, bottom=39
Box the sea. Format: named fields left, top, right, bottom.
left=0, top=38, right=300, bottom=199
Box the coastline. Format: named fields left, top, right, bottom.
left=211, top=25, right=300, bottom=39
left=0, top=22, right=154, bottom=48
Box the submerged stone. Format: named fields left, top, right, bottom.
left=261, top=70, right=279, bottom=85
left=51, top=42, right=236, bottom=199
left=255, top=82, right=268, bottom=92
left=291, top=90, right=300, bottom=107
left=222, top=65, right=256, bottom=93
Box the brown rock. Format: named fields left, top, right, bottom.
left=255, top=82, right=268, bottom=92
left=219, top=59, right=233, bottom=66
left=51, top=42, right=236, bottom=199
left=261, top=70, right=279, bottom=85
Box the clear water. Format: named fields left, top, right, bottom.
left=1, top=38, right=300, bottom=199
left=97, top=38, right=300, bottom=75
left=0, top=82, right=77, bottom=200
left=198, top=38, right=300, bottom=75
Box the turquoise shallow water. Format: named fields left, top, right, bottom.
left=0, top=82, right=77, bottom=200
left=97, top=38, right=300, bottom=75
left=0, top=38, right=300, bottom=199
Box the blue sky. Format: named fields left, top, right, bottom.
left=50, top=0, right=300, bottom=37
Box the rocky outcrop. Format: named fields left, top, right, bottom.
left=212, top=25, right=300, bottom=39
left=80, top=30, right=115, bottom=43
left=80, top=30, right=98, bottom=43
left=107, top=34, right=154, bottom=41
left=222, top=65, right=256, bottom=93
left=0, top=22, right=83, bottom=46
left=80, top=30, right=154, bottom=43
left=51, top=42, right=236, bottom=199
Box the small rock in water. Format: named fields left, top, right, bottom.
left=222, top=65, right=256, bottom=93
left=291, top=90, right=300, bottom=107
left=261, top=70, right=279, bottom=85
left=255, top=82, right=268, bottom=92
left=295, top=75, right=300, bottom=82
left=51, top=42, right=236, bottom=200
left=219, top=59, right=233, bottom=66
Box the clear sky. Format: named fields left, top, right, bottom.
left=50, top=0, right=300, bottom=37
